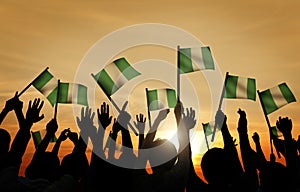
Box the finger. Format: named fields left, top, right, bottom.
left=106, top=104, right=109, bottom=114
left=81, top=107, right=85, bottom=119
left=91, top=111, right=95, bottom=120
left=38, top=114, right=45, bottom=121
left=14, top=91, right=18, bottom=97
left=122, top=101, right=128, bottom=111
left=37, top=100, right=44, bottom=111
left=88, top=107, right=92, bottom=117
left=143, top=117, right=146, bottom=123
left=136, top=114, right=138, bottom=121
left=101, top=103, right=105, bottom=114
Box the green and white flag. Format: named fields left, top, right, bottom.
left=93, top=57, right=141, bottom=97
left=202, top=123, right=213, bottom=136
left=146, top=88, right=177, bottom=111
left=31, top=68, right=58, bottom=107
left=178, top=46, right=215, bottom=74
left=31, top=129, right=57, bottom=149
left=259, top=82, right=296, bottom=115
left=271, top=126, right=282, bottom=138
left=224, top=74, right=256, bottom=101
left=57, top=82, right=88, bottom=106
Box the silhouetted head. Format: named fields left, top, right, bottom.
left=259, top=161, right=289, bottom=192
left=25, top=152, right=60, bottom=182
left=148, top=138, right=178, bottom=174
left=61, top=152, right=89, bottom=182
left=201, top=147, right=234, bottom=186
left=0, top=128, right=10, bottom=156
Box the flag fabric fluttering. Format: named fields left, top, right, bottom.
left=31, top=68, right=58, bottom=107
left=93, top=57, right=141, bottom=97
left=202, top=122, right=213, bottom=136
left=31, top=129, right=57, bottom=149
left=146, top=88, right=177, bottom=111
left=57, top=82, right=88, bottom=106
left=259, top=82, right=296, bottom=115
left=178, top=46, right=215, bottom=74
left=224, top=74, right=256, bottom=101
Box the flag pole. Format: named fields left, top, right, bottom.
left=18, top=67, right=49, bottom=97
left=145, top=88, right=152, bottom=131
left=211, top=71, right=229, bottom=142
left=202, top=123, right=210, bottom=150
left=54, top=79, right=60, bottom=120
left=91, top=73, right=138, bottom=136
left=257, top=90, right=274, bottom=158
left=177, top=45, right=181, bottom=101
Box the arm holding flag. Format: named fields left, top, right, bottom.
left=0, top=92, right=20, bottom=125
left=51, top=128, right=70, bottom=156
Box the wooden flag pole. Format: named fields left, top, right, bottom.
left=18, top=67, right=49, bottom=97
left=202, top=123, right=210, bottom=150
left=91, top=73, right=138, bottom=136
left=54, top=79, right=60, bottom=120
left=53, top=79, right=60, bottom=120
left=211, top=72, right=229, bottom=142
left=145, top=88, right=153, bottom=131
left=257, top=90, right=274, bottom=157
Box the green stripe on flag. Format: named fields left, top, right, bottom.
left=247, top=78, right=256, bottom=100
left=95, top=70, right=116, bottom=96
left=279, top=83, right=296, bottom=103
left=147, top=90, right=159, bottom=111
left=77, top=85, right=88, bottom=106
left=32, top=131, right=42, bottom=148
left=166, top=89, right=177, bottom=108
left=114, top=58, right=141, bottom=80
left=58, top=83, right=69, bottom=103
left=46, top=87, right=58, bottom=107
left=201, top=47, right=215, bottom=70
left=260, top=90, right=278, bottom=115
left=271, top=126, right=278, bottom=137
left=178, top=48, right=193, bottom=74
left=32, top=70, right=53, bottom=90
left=224, top=75, right=238, bottom=98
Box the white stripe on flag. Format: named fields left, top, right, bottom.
left=270, top=86, right=288, bottom=108
left=157, top=89, right=168, bottom=109
left=191, top=47, right=204, bottom=70
left=236, top=77, right=248, bottom=99
left=105, top=63, right=128, bottom=89
left=68, top=84, right=74, bottom=103
left=40, top=77, right=57, bottom=97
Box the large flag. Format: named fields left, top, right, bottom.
left=224, top=74, right=256, bottom=101
left=57, top=82, right=88, bottom=106
left=146, top=88, right=177, bottom=111
left=31, top=129, right=57, bottom=149
left=178, top=46, right=215, bottom=74
left=31, top=68, right=58, bottom=107
left=259, top=82, right=296, bottom=115
left=93, top=57, right=141, bottom=97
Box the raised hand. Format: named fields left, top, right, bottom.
left=68, top=131, right=79, bottom=144
left=97, top=102, right=112, bottom=130
left=5, top=92, right=21, bottom=112
left=174, top=100, right=183, bottom=124
left=276, top=116, right=292, bottom=136
left=117, top=101, right=131, bottom=128
left=252, top=132, right=260, bottom=144
left=134, top=113, right=146, bottom=134
left=46, top=118, right=58, bottom=135
left=57, top=128, right=70, bottom=142
left=26, top=98, right=44, bottom=124
left=237, top=108, right=247, bottom=134
left=182, top=107, right=196, bottom=130
left=76, top=106, right=96, bottom=135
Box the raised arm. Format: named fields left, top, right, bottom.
left=51, top=128, right=70, bottom=156
left=0, top=92, right=19, bottom=125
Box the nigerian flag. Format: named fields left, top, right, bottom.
left=57, top=82, right=88, bottom=106
left=224, top=74, right=256, bottom=101
left=93, top=57, right=141, bottom=97
left=178, top=46, right=215, bottom=74
left=202, top=123, right=213, bottom=136
left=259, top=82, right=296, bottom=115
left=146, top=88, right=177, bottom=111
left=31, top=129, right=57, bottom=149
left=31, top=68, right=58, bottom=107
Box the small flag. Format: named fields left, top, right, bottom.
left=202, top=123, right=213, bottom=136
left=224, top=74, right=256, bottom=101
left=178, top=46, right=215, bottom=74
left=271, top=126, right=282, bottom=138
left=146, top=88, right=177, bottom=111
left=31, top=129, right=57, bottom=149
left=259, top=82, right=296, bottom=115
left=57, top=82, right=88, bottom=106
left=31, top=68, right=58, bottom=107
left=93, top=57, right=141, bottom=97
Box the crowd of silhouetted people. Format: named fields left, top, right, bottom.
left=0, top=92, right=300, bottom=192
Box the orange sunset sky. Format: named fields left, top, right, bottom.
left=0, top=0, right=300, bottom=181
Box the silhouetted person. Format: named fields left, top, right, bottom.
left=133, top=100, right=191, bottom=192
